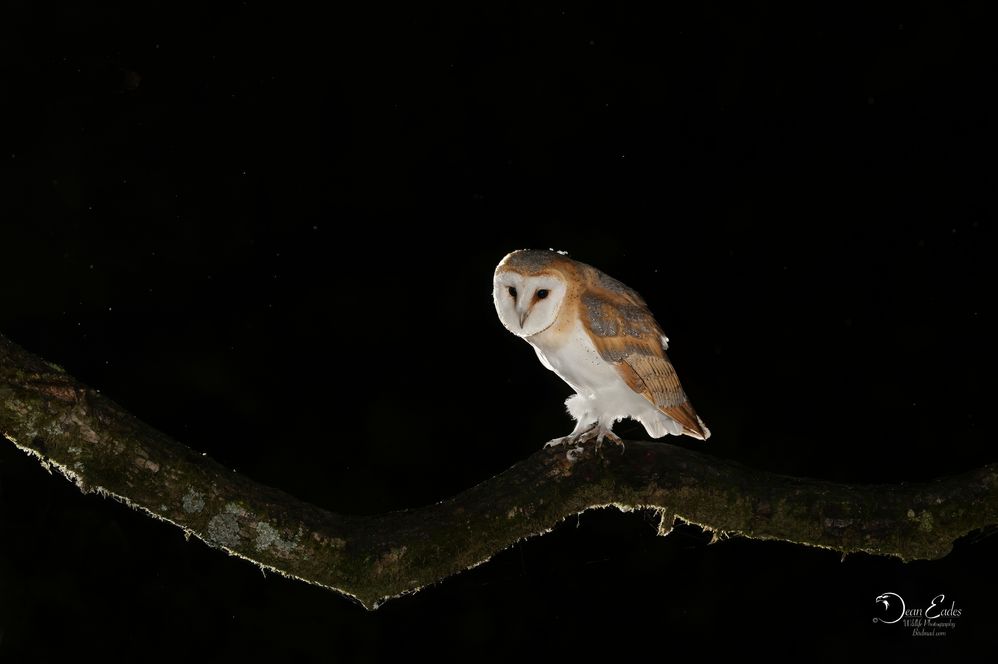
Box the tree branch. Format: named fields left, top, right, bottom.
left=2, top=333, right=996, bottom=609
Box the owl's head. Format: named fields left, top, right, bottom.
left=493, top=250, right=571, bottom=338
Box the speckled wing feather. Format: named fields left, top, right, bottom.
left=579, top=270, right=709, bottom=439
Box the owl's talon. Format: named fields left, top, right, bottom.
left=545, top=422, right=598, bottom=448
left=574, top=425, right=624, bottom=452
left=596, top=430, right=625, bottom=452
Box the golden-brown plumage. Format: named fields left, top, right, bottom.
left=573, top=262, right=709, bottom=440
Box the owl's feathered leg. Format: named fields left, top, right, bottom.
left=544, top=395, right=597, bottom=448
left=544, top=420, right=597, bottom=448
left=545, top=394, right=625, bottom=451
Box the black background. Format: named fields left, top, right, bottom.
left=1, top=0, right=996, bottom=659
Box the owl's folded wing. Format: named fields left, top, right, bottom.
left=580, top=290, right=709, bottom=440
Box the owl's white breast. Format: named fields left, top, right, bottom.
left=527, top=319, right=621, bottom=397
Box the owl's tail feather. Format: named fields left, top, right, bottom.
left=662, top=402, right=711, bottom=441
left=689, top=414, right=711, bottom=441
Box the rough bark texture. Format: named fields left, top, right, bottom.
left=2, top=333, right=997, bottom=609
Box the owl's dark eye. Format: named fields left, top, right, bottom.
left=536, top=289, right=549, bottom=299
left=508, top=286, right=517, bottom=298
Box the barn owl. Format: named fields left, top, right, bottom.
left=493, top=249, right=710, bottom=448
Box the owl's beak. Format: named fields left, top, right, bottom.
left=517, top=302, right=531, bottom=329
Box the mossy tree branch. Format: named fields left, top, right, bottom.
left=2, top=333, right=997, bottom=609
